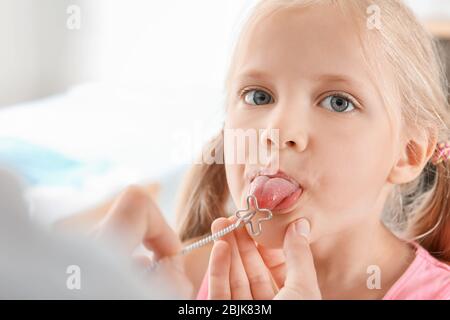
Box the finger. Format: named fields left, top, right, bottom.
left=208, top=240, right=231, bottom=300
left=257, top=244, right=286, bottom=289
left=276, top=219, right=321, bottom=300
left=142, top=193, right=182, bottom=259
left=234, top=223, right=275, bottom=299
left=98, top=186, right=182, bottom=259
left=212, top=217, right=252, bottom=299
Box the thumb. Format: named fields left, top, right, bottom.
left=275, top=218, right=321, bottom=300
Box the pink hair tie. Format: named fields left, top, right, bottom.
left=431, top=141, right=450, bottom=165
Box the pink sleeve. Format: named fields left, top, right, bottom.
left=196, top=271, right=209, bottom=300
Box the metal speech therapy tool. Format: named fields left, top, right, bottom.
left=180, top=194, right=273, bottom=256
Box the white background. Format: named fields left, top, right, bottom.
left=0, top=0, right=449, bottom=223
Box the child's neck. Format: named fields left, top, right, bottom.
left=310, top=219, right=415, bottom=299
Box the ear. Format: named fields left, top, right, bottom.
left=387, top=128, right=438, bottom=185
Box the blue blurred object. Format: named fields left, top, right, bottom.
left=0, top=138, right=110, bottom=187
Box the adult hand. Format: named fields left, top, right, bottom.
left=92, top=186, right=193, bottom=298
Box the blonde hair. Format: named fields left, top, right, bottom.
left=176, top=0, right=450, bottom=262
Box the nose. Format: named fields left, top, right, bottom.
left=261, top=103, right=309, bottom=153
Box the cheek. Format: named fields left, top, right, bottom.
left=225, top=162, right=250, bottom=211
left=224, top=119, right=241, bottom=204
left=224, top=117, right=258, bottom=209
left=312, top=126, right=394, bottom=227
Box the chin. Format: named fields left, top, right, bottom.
left=248, top=220, right=288, bottom=249
left=247, top=211, right=316, bottom=249
left=252, top=235, right=284, bottom=249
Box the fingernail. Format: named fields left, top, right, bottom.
left=295, top=219, right=310, bottom=239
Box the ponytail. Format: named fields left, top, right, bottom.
left=408, top=159, right=450, bottom=263
left=175, top=130, right=229, bottom=242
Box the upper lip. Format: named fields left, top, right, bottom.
left=249, top=169, right=302, bottom=189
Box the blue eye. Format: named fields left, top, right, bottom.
left=243, top=89, right=274, bottom=106
left=320, top=94, right=356, bottom=113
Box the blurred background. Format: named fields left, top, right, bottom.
left=0, top=0, right=449, bottom=228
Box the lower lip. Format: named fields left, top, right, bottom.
left=271, top=188, right=303, bottom=213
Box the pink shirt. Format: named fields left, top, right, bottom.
left=196, top=242, right=450, bottom=300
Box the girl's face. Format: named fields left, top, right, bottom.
left=224, top=5, right=399, bottom=248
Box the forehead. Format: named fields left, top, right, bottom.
left=233, top=4, right=373, bottom=84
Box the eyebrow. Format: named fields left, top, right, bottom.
left=313, top=74, right=365, bottom=88
left=235, top=70, right=273, bottom=82
left=236, top=70, right=365, bottom=87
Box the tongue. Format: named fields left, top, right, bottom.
left=249, top=176, right=300, bottom=210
